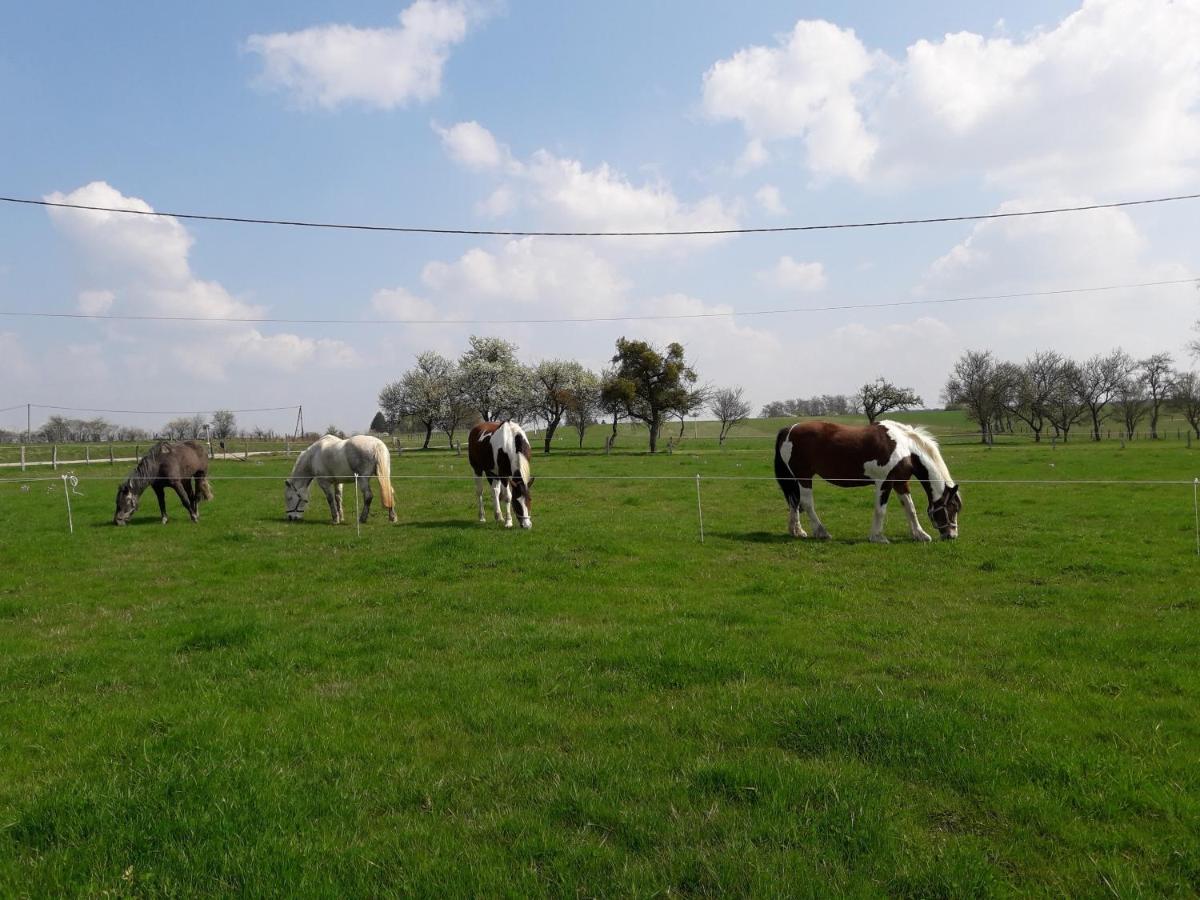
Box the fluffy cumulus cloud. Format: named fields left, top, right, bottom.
left=919, top=195, right=1196, bottom=364
left=246, top=0, right=481, bottom=110
left=432, top=121, right=739, bottom=243
left=702, top=19, right=880, bottom=181
left=703, top=0, right=1200, bottom=192
left=757, top=256, right=826, bottom=292
left=44, top=182, right=358, bottom=381
left=754, top=185, right=786, bottom=216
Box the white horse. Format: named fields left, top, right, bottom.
left=284, top=434, right=396, bottom=524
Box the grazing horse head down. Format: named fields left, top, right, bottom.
left=284, top=434, right=397, bottom=525
left=773, top=420, right=961, bottom=543
left=113, top=441, right=213, bottom=526
left=468, top=421, right=534, bottom=529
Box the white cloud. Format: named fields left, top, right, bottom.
left=754, top=185, right=787, bottom=216
left=45, top=182, right=358, bottom=380
left=420, top=238, right=629, bottom=317
left=434, top=120, right=512, bottom=171
left=370, top=287, right=438, bottom=321
left=702, top=1, right=1200, bottom=192
left=735, top=139, right=770, bottom=174
left=246, top=0, right=481, bottom=110
left=757, top=256, right=826, bottom=292
left=702, top=19, right=879, bottom=181
left=434, top=121, right=739, bottom=245
left=919, top=194, right=1197, bottom=364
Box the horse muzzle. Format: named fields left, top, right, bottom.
left=519, top=517, right=533, bottom=530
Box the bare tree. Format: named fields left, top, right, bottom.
left=944, top=350, right=1005, bottom=444
left=1115, top=373, right=1149, bottom=438
left=1004, top=351, right=1061, bottom=442
left=709, top=386, right=753, bottom=445
left=1140, top=353, right=1175, bottom=439
left=1172, top=370, right=1200, bottom=438
left=673, top=384, right=712, bottom=438
left=211, top=409, right=237, bottom=440
left=857, top=377, right=922, bottom=424
left=1043, top=359, right=1086, bottom=441
left=1075, top=349, right=1131, bottom=441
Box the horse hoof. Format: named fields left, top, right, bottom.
left=869, top=534, right=889, bottom=544
left=814, top=529, right=832, bottom=540
left=161, top=518, right=169, bottom=525
left=504, top=521, right=513, bottom=529
left=914, top=533, right=933, bottom=543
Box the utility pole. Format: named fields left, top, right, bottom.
left=293, top=405, right=305, bottom=439
left=26, top=403, right=30, bottom=443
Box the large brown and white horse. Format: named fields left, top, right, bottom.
left=774, top=420, right=962, bottom=542
left=468, top=421, right=534, bottom=529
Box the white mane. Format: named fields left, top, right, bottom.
left=880, top=421, right=955, bottom=498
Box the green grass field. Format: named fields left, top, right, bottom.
left=1, top=423, right=1198, bottom=896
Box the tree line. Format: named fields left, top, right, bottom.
left=943, top=348, right=1200, bottom=442
left=0, top=410, right=259, bottom=445
left=377, top=336, right=753, bottom=453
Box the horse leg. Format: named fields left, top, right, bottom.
left=897, top=484, right=932, bottom=542
left=491, top=478, right=504, bottom=523
left=318, top=478, right=339, bottom=523
left=798, top=480, right=830, bottom=539
left=500, top=480, right=514, bottom=528
left=153, top=483, right=168, bottom=524
left=358, top=474, right=372, bottom=524
left=169, top=479, right=193, bottom=525
left=869, top=482, right=891, bottom=544
left=786, top=491, right=807, bottom=538
left=180, top=478, right=199, bottom=523
left=335, top=482, right=345, bottom=524
left=475, top=475, right=487, bottom=523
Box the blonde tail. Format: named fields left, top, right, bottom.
left=197, top=475, right=214, bottom=502
left=372, top=440, right=395, bottom=510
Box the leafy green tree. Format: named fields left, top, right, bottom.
left=603, top=338, right=698, bottom=453
left=530, top=359, right=590, bottom=453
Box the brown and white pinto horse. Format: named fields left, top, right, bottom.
left=468, top=421, right=535, bottom=529
left=774, top=420, right=962, bottom=542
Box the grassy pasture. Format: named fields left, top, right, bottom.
left=1, top=429, right=1198, bottom=896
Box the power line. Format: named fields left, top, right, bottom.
left=3, top=191, right=1200, bottom=237
left=1, top=277, right=1196, bottom=327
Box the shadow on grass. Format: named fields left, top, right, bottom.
left=711, top=530, right=866, bottom=546
left=409, top=519, right=484, bottom=530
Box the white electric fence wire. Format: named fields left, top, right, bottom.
left=2, top=473, right=1199, bottom=485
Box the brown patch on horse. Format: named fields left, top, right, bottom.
left=778, top=422, right=896, bottom=488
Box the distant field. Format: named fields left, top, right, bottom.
left=1, top=430, right=1198, bottom=895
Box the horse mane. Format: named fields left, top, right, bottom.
left=881, top=421, right=955, bottom=491
left=124, top=442, right=168, bottom=493
left=510, top=423, right=532, bottom=484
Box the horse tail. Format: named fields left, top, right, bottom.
left=197, top=473, right=214, bottom=502
left=371, top=440, right=395, bottom=510
left=774, top=426, right=801, bottom=510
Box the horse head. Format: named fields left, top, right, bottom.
left=113, top=483, right=139, bottom=525
left=284, top=478, right=311, bottom=520
left=928, top=484, right=962, bottom=539
left=511, top=476, right=534, bottom=529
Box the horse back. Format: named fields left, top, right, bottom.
left=777, top=421, right=896, bottom=486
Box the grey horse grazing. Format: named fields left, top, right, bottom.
left=113, top=441, right=213, bottom=525
left=284, top=434, right=396, bottom=524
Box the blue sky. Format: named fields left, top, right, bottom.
left=2, top=0, right=1198, bottom=434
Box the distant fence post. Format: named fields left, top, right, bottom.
left=52, top=445, right=58, bottom=470
left=20, top=445, right=25, bottom=472
left=109, top=443, right=114, bottom=465
left=85, top=445, right=90, bottom=464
